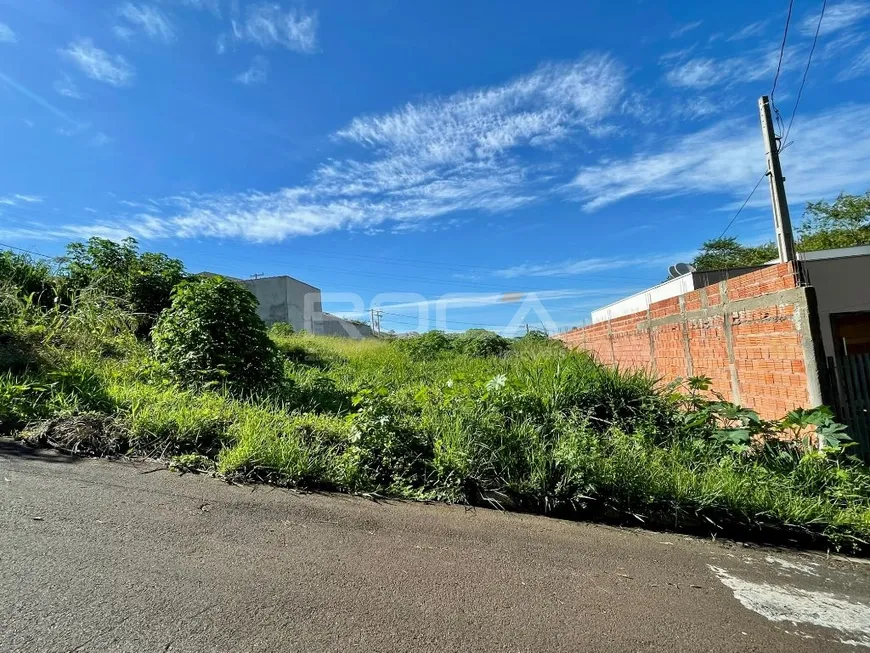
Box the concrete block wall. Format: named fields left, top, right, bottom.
left=556, top=263, right=824, bottom=419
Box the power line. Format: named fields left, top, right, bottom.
left=770, top=0, right=795, bottom=103
left=0, top=241, right=57, bottom=260
left=781, top=0, right=827, bottom=151
left=717, top=173, right=768, bottom=240
left=769, top=0, right=796, bottom=143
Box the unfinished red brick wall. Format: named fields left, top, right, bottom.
left=556, top=263, right=822, bottom=419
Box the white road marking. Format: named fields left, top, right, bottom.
left=764, top=555, right=821, bottom=577
left=709, top=565, right=870, bottom=648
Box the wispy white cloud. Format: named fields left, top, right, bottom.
left=726, top=21, right=768, bottom=42
left=663, top=45, right=793, bottom=89
left=801, top=1, right=870, bottom=36
left=838, top=45, right=870, bottom=80
left=0, top=214, right=173, bottom=243
left=57, top=122, right=91, bottom=137
left=0, top=21, right=15, bottom=43
left=568, top=103, right=870, bottom=211
left=116, top=3, right=176, bottom=43
left=47, top=55, right=628, bottom=243
left=660, top=46, right=695, bottom=63
left=669, top=95, right=733, bottom=121
left=113, top=25, right=136, bottom=41
left=90, top=132, right=114, bottom=147
left=664, top=58, right=718, bottom=88
left=335, top=55, right=624, bottom=159
left=228, top=3, right=317, bottom=53
left=60, top=39, right=135, bottom=87
left=234, top=55, right=269, bottom=84
left=0, top=194, right=43, bottom=206
left=118, top=200, right=156, bottom=210
left=670, top=20, right=703, bottom=39
left=54, top=74, right=83, bottom=99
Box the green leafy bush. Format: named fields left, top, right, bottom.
left=152, top=276, right=281, bottom=395
left=345, top=388, right=432, bottom=491
left=394, top=330, right=455, bottom=359
left=268, top=322, right=295, bottom=338
left=454, top=329, right=510, bottom=358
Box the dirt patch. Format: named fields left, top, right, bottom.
left=21, top=414, right=130, bottom=457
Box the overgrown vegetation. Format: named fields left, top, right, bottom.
left=693, top=190, right=870, bottom=270
left=2, top=243, right=870, bottom=552
left=152, top=276, right=281, bottom=395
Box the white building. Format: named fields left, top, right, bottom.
left=202, top=272, right=374, bottom=339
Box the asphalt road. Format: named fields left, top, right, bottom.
left=2, top=439, right=870, bottom=652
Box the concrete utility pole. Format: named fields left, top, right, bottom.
left=370, top=309, right=382, bottom=336
left=758, top=96, right=797, bottom=263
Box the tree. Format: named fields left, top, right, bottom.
left=152, top=276, right=281, bottom=394
left=693, top=191, right=870, bottom=271
left=131, top=252, right=186, bottom=321
left=62, top=237, right=186, bottom=335
left=692, top=237, right=778, bottom=271
left=64, top=237, right=139, bottom=300
left=798, top=191, right=870, bottom=251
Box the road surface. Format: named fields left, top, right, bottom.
left=2, top=438, right=869, bottom=652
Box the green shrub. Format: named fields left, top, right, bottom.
left=454, top=329, right=510, bottom=358
left=345, top=388, right=432, bottom=492
left=268, top=322, right=295, bottom=338
left=169, top=452, right=216, bottom=473
left=394, top=330, right=455, bottom=359
left=511, top=330, right=564, bottom=355
left=152, top=276, right=281, bottom=395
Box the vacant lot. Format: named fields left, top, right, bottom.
left=3, top=245, right=870, bottom=551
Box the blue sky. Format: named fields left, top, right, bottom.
left=2, top=0, right=870, bottom=333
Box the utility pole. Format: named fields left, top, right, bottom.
left=370, top=309, right=382, bottom=337
left=250, top=273, right=264, bottom=280
left=758, top=96, right=797, bottom=263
